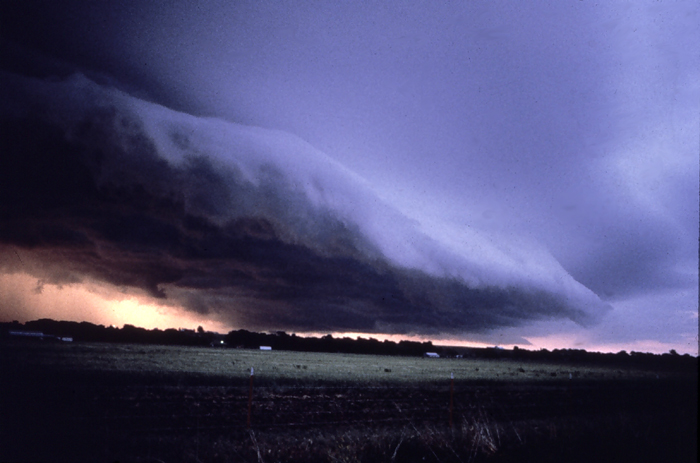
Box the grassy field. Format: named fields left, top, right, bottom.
left=3, top=340, right=676, bottom=383
left=1, top=340, right=697, bottom=463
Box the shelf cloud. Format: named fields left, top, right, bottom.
left=0, top=72, right=610, bottom=335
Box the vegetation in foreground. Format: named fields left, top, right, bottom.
left=1, top=340, right=697, bottom=462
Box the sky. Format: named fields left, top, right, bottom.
left=0, top=1, right=697, bottom=355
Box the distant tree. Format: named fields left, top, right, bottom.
left=197, top=326, right=204, bottom=334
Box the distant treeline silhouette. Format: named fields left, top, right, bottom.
left=225, top=329, right=434, bottom=357
left=1, top=319, right=696, bottom=370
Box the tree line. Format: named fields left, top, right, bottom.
left=1, top=318, right=696, bottom=371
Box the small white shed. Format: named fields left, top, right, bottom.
left=424, top=352, right=440, bottom=358
left=259, top=346, right=272, bottom=351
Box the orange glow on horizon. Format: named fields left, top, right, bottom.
left=0, top=272, right=232, bottom=333
left=1, top=272, right=696, bottom=356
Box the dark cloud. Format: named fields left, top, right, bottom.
left=0, top=1, right=695, bottom=353
left=0, top=71, right=609, bottom=334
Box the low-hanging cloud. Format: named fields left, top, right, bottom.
left=0, top=71, right=611, bottom=334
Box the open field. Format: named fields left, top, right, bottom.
left=1, top=341, right=697, bottom=462
left=2, top=341, right=681, bottom=383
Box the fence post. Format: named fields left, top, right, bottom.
left=449, top=372, right=454, bottom=429
left=247, top=367, right=254, bottom=428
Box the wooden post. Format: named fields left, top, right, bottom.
left=449, top=372, right=454, bottom=429
left=247, top=367, right=254, bottom=428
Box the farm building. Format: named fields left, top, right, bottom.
left=424, top=352, right=440, bottom=358
left=259, top=346, right=272, bottom=351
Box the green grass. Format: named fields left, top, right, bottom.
left=5, top=340, right=669, bottom=383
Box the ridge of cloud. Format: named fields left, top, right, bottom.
left=0, top=72, right=611, bottom=334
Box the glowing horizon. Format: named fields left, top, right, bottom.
left=2, top=272, right=695, bottom=357
left=1, top=1, right=698, bottom=366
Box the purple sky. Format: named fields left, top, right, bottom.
left=0, top=1, right=697, bottom=354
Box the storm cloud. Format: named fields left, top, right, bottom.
left=0, top=72, right=608, bottom=334
left=0, top=1, right=697, bottom=352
